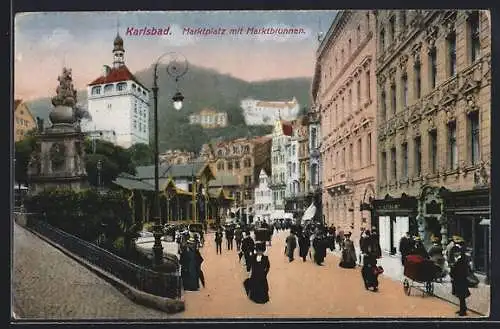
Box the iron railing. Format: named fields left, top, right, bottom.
left=26, top=217, right=182, bottom=299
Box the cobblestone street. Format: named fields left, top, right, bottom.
left=172, top=230, right=471, bottom=319
left=12, top=223, right=170, bottom=320
left=13, top=223, right=476, bottom=319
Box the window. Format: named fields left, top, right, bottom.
left=292, top=163, right=296, bottom=174
left=429, top=48, right=437, bottom=88
left=104, top=84, right=114, bottom=93
left=402, top=142, right=408, bottom=179
left=342, top=147, right=346, bottom=169
left=235, top=160, right=240, bottom=169
left=414, top=61, right=422, bottom=99
left=358, top=138, right=362, bottom=167
left=310, top=127, right=317, bottom=149
left=402, top=74, right=408, bottom=108
left=469, top=12, right=481, bottom=63
left=357, top=25, right=361, bottom=45
left=469, top=111, right=480, bottom=165
left=348, top=89, right=352, bottom=112
left=381, top=90, right=387, bottom=121
left=381, top=151, right=387, bottom=182
left=107, top=103, right=112, bottom=109
left=91, top=86, right=101, bottom=95
left=429, top=130, right=438, bottom=173
left=391, top=84, right=396, bottom=116
left=414, top=136, right=422, bottom=176
left=448, top=32, right=457, bottom=77
left=389, top=16, right=396, bottom=41
left=391, top=147, right=397, bottom=181
left=244, top=157, right=252, bottom=168
left=244, top=175, right=252, bottom=185
left=117, top=82, right=127, bottom=91
left=132, top=120, right=137, bottom=129
left=367, top=133, right=372, bottom=164
left=448, top=122, right=458, bottom=170
left=366, top=70, right=371, bottom=100
left=349, top=143, right=353, bottom=166
left=380, top=29, right=385, bottom=51
left=348, top=39, right=352, bottom=55
left=227, top=161, right=233, bottom=170
left=401, top=11, right=406, bottom=28
left=217, top=161, right=224, bottom=171
left=357, top=80, right=361, bottom=106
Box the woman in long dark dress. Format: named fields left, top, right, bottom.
left=339, top=233, right=357, bottom=268
left=298, top=232, right=310, bottom=262
left=361, top=253, right=380, bottom=292
left=180, top=237, right=203, bottom=291
left=244, top=241, right=270, bottom=304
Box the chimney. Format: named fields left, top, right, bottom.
left=102, top=65, right=111, bottom=77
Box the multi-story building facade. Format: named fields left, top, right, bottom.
left=189, top=108, right=228, bottom=128
left=85, top=32, right=150, bottom=148
left=284, top=116, right=310, bottom=218
left=241, top=97, right=300, bottom=126
left=372, top=10, right=490, bottom=276
left=312, top=10, right=377, bottom=241
left=270, top=120, right=293, bottom=214
left=159, top=150, right=195, bottom=165
left=254, top=168, right=274, bottom=223
left=199, top=135, right=272, bottom=210
left=14, top=99, right=36, bottom=142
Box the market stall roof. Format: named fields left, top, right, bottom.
left=113, top=175, right=154, bottom=191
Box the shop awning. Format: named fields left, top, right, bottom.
left=302, top=202, right=316, bottom=222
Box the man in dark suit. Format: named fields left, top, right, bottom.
left=241, top=232, right=255, bottom=272
left=399, top=232, right=412, bottom=265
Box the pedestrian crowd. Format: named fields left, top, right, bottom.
left=174, top=218, right=479, bottom=316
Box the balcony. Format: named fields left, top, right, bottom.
left=325, top=169, right=353, bottom=195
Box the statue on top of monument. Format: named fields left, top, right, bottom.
left=52, top=67, right=77, bottom=108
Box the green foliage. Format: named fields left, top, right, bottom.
left=24, top=188, right=138, bottom=244
left=84, top=139, right=136, bottom=187
left=126, top=143, right=154, bottom=166
left=14, top=131, right=38, bottom=185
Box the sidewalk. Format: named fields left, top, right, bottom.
left=328, top=245, right=490, bottom=316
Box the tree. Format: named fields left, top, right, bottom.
left=14, top=130, right=38, bottom=187
left=127, top=143, right=154, bottom=166
left=84, top=139, right=136, bottom=187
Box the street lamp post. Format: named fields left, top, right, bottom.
left=151, top=53, right=188, bottom=267
left=96, top=160, right=102, bottom=189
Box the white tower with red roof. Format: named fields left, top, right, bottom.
left=84, top=32, right=150, bottom=149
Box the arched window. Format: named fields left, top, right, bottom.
left=91, top=86, right=101, bottom=95
left=117, top=82, right=127, bottom=91
left=218, top=149, right=224, bottom=156
left=217, top=161, right=224, bottom=171
left=244, top=157, right=252, bottom=168
left=104, top=84, right=114, bottom=93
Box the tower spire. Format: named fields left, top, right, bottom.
left=112, top=18, right=125, bottom=68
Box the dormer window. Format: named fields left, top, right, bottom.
left=104, top=84, right=114, bottom=93
left=91, top=86, right=101, bottom=95
left=132, top=84, right=137, bottom=89
left=117, top=82, right=127, bottom=91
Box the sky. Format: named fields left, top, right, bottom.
left=14, top=10, right=337, bottom=101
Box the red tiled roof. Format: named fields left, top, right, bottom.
left=88, top=65, right=148, bottom=90
left=281, top=121, right=293, bottom=136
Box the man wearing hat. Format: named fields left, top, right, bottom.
left=244, top=241, right=270, bottom=304
left=428, top=235, right=447, bottom=279
left=241, top=231, right=255, bottom=272
left=234, top=225, right=243, bottom=251
left=411, top=235, right=429, bottom=258
left=450, top=244, right=471, bottom=316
